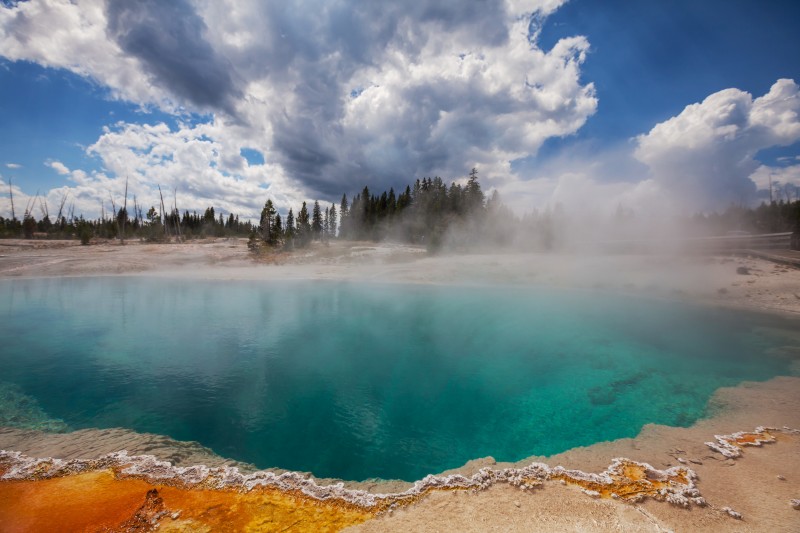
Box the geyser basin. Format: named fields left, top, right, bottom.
left=0, top=277, right=797, bottom=481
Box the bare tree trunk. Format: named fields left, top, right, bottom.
left=110, top=193, right=119, bottom=241
left=8, top=177, right=15, bottom=222
left=133, top=194, right=143, bottom=229
left=25, top=191, right=38, bottom=219
left=121, top=177, right=128, bottom=244
left=769, top=177, right=774, bottom=204
left=158, top=185, right=168, bottom=238
left=56, top=193, right=68, bottom=225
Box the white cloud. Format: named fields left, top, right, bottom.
left=46, top=161, right=71, bottom=175
left=750, top=163, right=800, bottom=200
left=634, top=79, right=800, bottom=211
left=500, top=80, right=800, bottom=219
left=5, top=163, right=21, bottom=169
left=0, top=0, right=177, bottom=109
left=63, top=119, right=309, bottom=219
left=1, top=0, right=597, bottom=213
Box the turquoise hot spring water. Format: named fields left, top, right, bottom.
left=0, top=277, right=797, bottom=482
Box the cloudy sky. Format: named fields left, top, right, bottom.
left=1, top=0, right=799, bottom=220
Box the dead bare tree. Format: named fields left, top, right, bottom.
left=121, top=177, right=129, bottom=244
left=8, top=177, right=15, bottom=221
left=21, top=191, right=39, bottom=239
left=25, top=191, right=38, bottom=220
left=109, top=193, right=119, bottom=240
left=769, top=176, right=774, bottom=204
left=56, top=193, right=68, bottom=225
left=39, top=197, right=49, bottom=220
left=132, top=194, right=143, bottom=229
left=158, top=185, right=168, bottom=238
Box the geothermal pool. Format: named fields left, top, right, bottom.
left=0, top=277, right=797, bottom=481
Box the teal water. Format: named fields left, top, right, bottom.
left=0, top=277, right=797, bottom=481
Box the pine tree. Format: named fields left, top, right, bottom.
left=260, top=199, right=276, bottom=242
left=297, top=201, right=311, bottom=246
left=339, top=194, right=349, bottom=239
left=311, top=200, right=323, bottom=239
left=465, top=168, right=485, bottom=214
left=387, top=188, right=396, bottom=216
left=285, top=208, right=295, bottom=239
left=271, top=213, right=283, bottom=244
left=328, top=203, right=337, bottom=238
left=449, top=182, right=463, bottom=214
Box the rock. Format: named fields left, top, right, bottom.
left=514, top=500, right=521, bottom=508
left=736, top=266, right=750, bottom=275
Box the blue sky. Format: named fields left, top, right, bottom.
left=543, top=0, right=800, bottom=136
left=0, top=61, right=181, bottom=187
left=525, top=0, right=800, bottom=170
left=1, top=0, right=799, bottom=218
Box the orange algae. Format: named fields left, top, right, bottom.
left=0, top=470, right=374, bottom=533
left=27, top=426, right=800, bottom=531
left=1, top=463, right=695, bottom=533
left=549, top=460, right=692, bottom=502
left=705, top=427, right=779, bottom=458
left=731, top=430, right=774, bottom=446
left=0, top=448, right=710, bottom=533
left=3, top=426, right=797, bottom=531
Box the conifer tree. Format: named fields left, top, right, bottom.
left=297, top=201, right=311, bottom=246
left=338, top=194, right=349, bottom=239
left=465, top=168, right=485, bottom=214
left=387, top=188, right=396, bottom=216
left=260, top=199, right=276, bottom=243
left=271, top=213, right=283, bottom=244
left=312, top=200, right=323, bottom=239
left=285, top=208, right=295, bottom=239
left=328, top=203, right=337, bottom=238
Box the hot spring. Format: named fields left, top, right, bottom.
left=0, top=277, right=797, bottom=481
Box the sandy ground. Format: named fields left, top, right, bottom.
left=1, top=238, right=799, bottom=315
left=1, top=238, right=799, bottom=532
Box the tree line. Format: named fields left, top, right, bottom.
left=0, top=202, right=255, bottom=243
left=2, top=168, right=800, bottom=250
left=250, top=168, right=513, bottom=252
